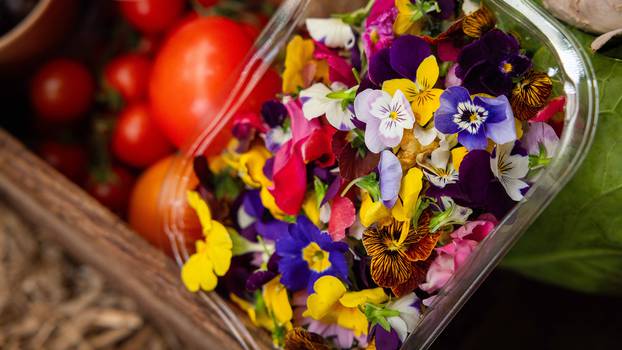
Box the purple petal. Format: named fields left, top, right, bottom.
left=379, top=150, right=402, bottom=208
left=475, top=95, right=517, bottom=145
left=389, top=35, right=432, bottom=81
left=246, top=270, right=277, bottom=292
left=522, top=122, right=559, bottom=156
left=242, top=190, right=264, bottom=219
left=372, top=325, right=402, bottom=350
left=434, top=86, right=471, bottom=135
left=322, top=175, right=343, bottom=206
left=458, top=127, right=488, bottom=151
left=458, top=150, right=493, bottom=205
left=369, top=48, right=400, bottom=85
left=256, top=219, right=290, bottom=241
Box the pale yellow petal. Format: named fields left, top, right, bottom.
left=187, top=191, right=212, bottom=233
left=303, top=276, right=347, bottom=320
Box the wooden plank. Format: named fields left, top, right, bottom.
left=0, top=128, right=272, bottom=350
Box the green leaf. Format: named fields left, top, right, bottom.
left=502, top=25, right=622, bottom=296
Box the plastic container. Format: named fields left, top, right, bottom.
left=159, top=0, right=598, bottom=349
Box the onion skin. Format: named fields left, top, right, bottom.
left=542, top=0, right=622, bottom=34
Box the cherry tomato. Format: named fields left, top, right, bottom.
left=119, top=0, right=185, bottom=34
left=38, top=140, right=88, bottom=183
left=30, top=59, right=94, bottom=122
left=112, top=103, right=173, bottom=168
left=86, top=166, right=135, bottom=217
left=128, top=155, right=202, bottom=255
left=104, top=53, right=152, bottom=103
left=149, top=16, right=254, bottom=151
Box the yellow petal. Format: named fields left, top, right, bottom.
left=360, top=192, right=391, bottom=227
left=382, top=79, right=419, bottom=101
left=395, top=0, right=412, bottom=12
left=394, top=13, right=414, bottom=36
left=411, top=88, right=443, bottom=126
left=260, top=186, right=286, bottom=220
left=416, top=56, right=439, bottom=90
left=205, top=221, right=232, bottom=276
left=314, top=60, right=330, bottom=85
left=339, top=288, right=388, bottom=308
left=336, top=307, right=368, bottom=336
left=239, top=146, right=272, bottom=188
left=187, top=191, right=212, bottom=233
left=283, top=36, right=315, bottom=94
left=302, top=193, right=321, bottom=227
left=392, top=167, right=423, bottom=221
left=303, top=276, right=347, bottom=320
left=515, top=118, right=523, bottom=139
left=181, top=250, right=217, bottom=292
left=263, top=276, right=293, bottom=325
left=451, top=147, right=468, bottom=171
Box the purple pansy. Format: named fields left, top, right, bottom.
left=378, top=150, right=402, bottom=208
left=276, top=216, right=349, bottom=292
left=522, top=122, right=560, bottom=158
left=369, top=325, right=401, bottom=350
left=368, top=35, right=432, bottom=85
left=261, top=100, right=288, bottom=127
left=456, top=29, right=531, bottom=96
left=434, top=86, right=517, bottom=151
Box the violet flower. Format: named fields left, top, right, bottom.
left=368, top=35, right=432, bottom=85
left=434, top=86, right=517, bottom=151
left=378, top=150, right=402, bottom=208
left=522, top=122, right=560, bottom=160
left=456, top=29, right=531, bottom=96
left=261, top=100, right=288, bottom=127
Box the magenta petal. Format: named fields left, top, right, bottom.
left=368, top=0, right=395, bottom=23
left=286, top=98, right=320, bottom=143
left=328, top=196, right=356, bottom=241
left=271, top=140, right=307, bottom=215
left=314, top=43, right=356, bottom=86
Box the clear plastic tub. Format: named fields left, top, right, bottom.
left=159, top=0, right=598, bottom=349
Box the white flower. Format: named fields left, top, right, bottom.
left=385, top=293, right=422, bottom=342
left=300, top=82, right=356, bottom=131
left=370, top=89, right=415, bottom=142
left=306, top=18, right=355, bottom=49
left=429, top=197, right=473, bottom=232
left=417, top=134, right=459, bottom=188
left=413, top=123, right=438, bottom=146
left=491, top=142, right=530, bottom=201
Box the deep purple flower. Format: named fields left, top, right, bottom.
left=368, top=35, right=432, bottom=85
left=369, top=325, right=402, bottom=350
left=276, top=216, right=349, bottom=292
left=432, top=0, right=456, bottom=20
left=456, top=29, right=531, bottom=96
left=261, top=100, right=287, bottom=127
left=434, top=86, right=516, bottom=151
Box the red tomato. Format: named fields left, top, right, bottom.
left=112, top=103, right=173, bottom=168
left=38, top=140, right=88, bottom=183
left=128, top=155, right=202, bottom=255
left=86, top=166, right=135, bottom=217
left=104, top=54, right=152, bottom=102
left=120, top=0, right=185, bottom=34
left=31, top=59, right=94, bottom=122
left=149, top=16, right=254, bottom=151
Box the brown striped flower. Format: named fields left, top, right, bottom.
left=284, top=328, right=329, bottom=350
left=462, top=7, right=496, bottom=38
left=362, top=213, right=440, bottom=296
left=511, top=71, right=553, bottom=121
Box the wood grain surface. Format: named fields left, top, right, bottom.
left=0, top=128, right=272, bottom=350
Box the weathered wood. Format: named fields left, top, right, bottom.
left=0, top=129, right=272, bottom=350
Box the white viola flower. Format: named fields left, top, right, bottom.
left=306, top=18, right=355, bottom=49
left=385, top=293, right=422, bottom=342
left=300, top=82, right=356, bottom=131
left=491, top=142, right=530, bottom=201
left=417, top=135, right=458, bottom=188
left=429, top=197, right=473, bottom=232
left=413, top=123, right=438, bottom=146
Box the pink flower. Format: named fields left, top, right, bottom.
left=314, top=43, right=356, bottom=87
left=419, top=218, right=496, bottom=294
left=363, top=7, right=397, bottom=59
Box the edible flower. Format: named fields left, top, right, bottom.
left=434, top=86, right=517, bottom=151
left=369, top=35, right=432, bottom=85
left=276, top=217, right=349, bottom=292
left=383, top=55, right=444, bottom=126
left=282, top=36, right=329, bottom=94
left=354, top=88, right=415, bottom=153
left=391, top=167, right=424, bottom=222
left=522, top=122, right=560, bottom=169
left=363, top=5, right=397, bottom=58
left=304, top=276, right=388, bottom=336
left=300, top=82, right=356, bottom=131
left=181, top=191, right=232, bottom=292
left=379, top=150, right=403, bottom=208
left=490, top=141, right=529, bottom=201
left=394, top=0, right=440, bottom=36
left=263, top=276, right=294, bottom=328
left=367, top=292, right=421, bottom=347
left=284, top=328, right=330, bottom=350
left=306, top=18, right=356, bottom=49
left=510, top=70, right=553, bottom=121
left=363, top=214, right=439, bottom=296
left=456, top=29, right=531, bottom=96
left=461, top=6, right=495, bottom=38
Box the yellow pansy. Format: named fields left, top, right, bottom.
left=360, top=192, right=391, bottom=227
left=392, top=167, right=424, bottom=222
left=263, top=276, right=293, bottom=327
left=394, top=0, right=426, bottom=35
left=181, top=191, right=233, bottom=292
left=234, top=145, right=273, bottom=188
left=282, top=35, right=329, bottom=94
left=304, top=276, right=387, bottom=336
left=383, top=56, right=444, bottom=126
left=451, top=147, right=468, bottom=171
